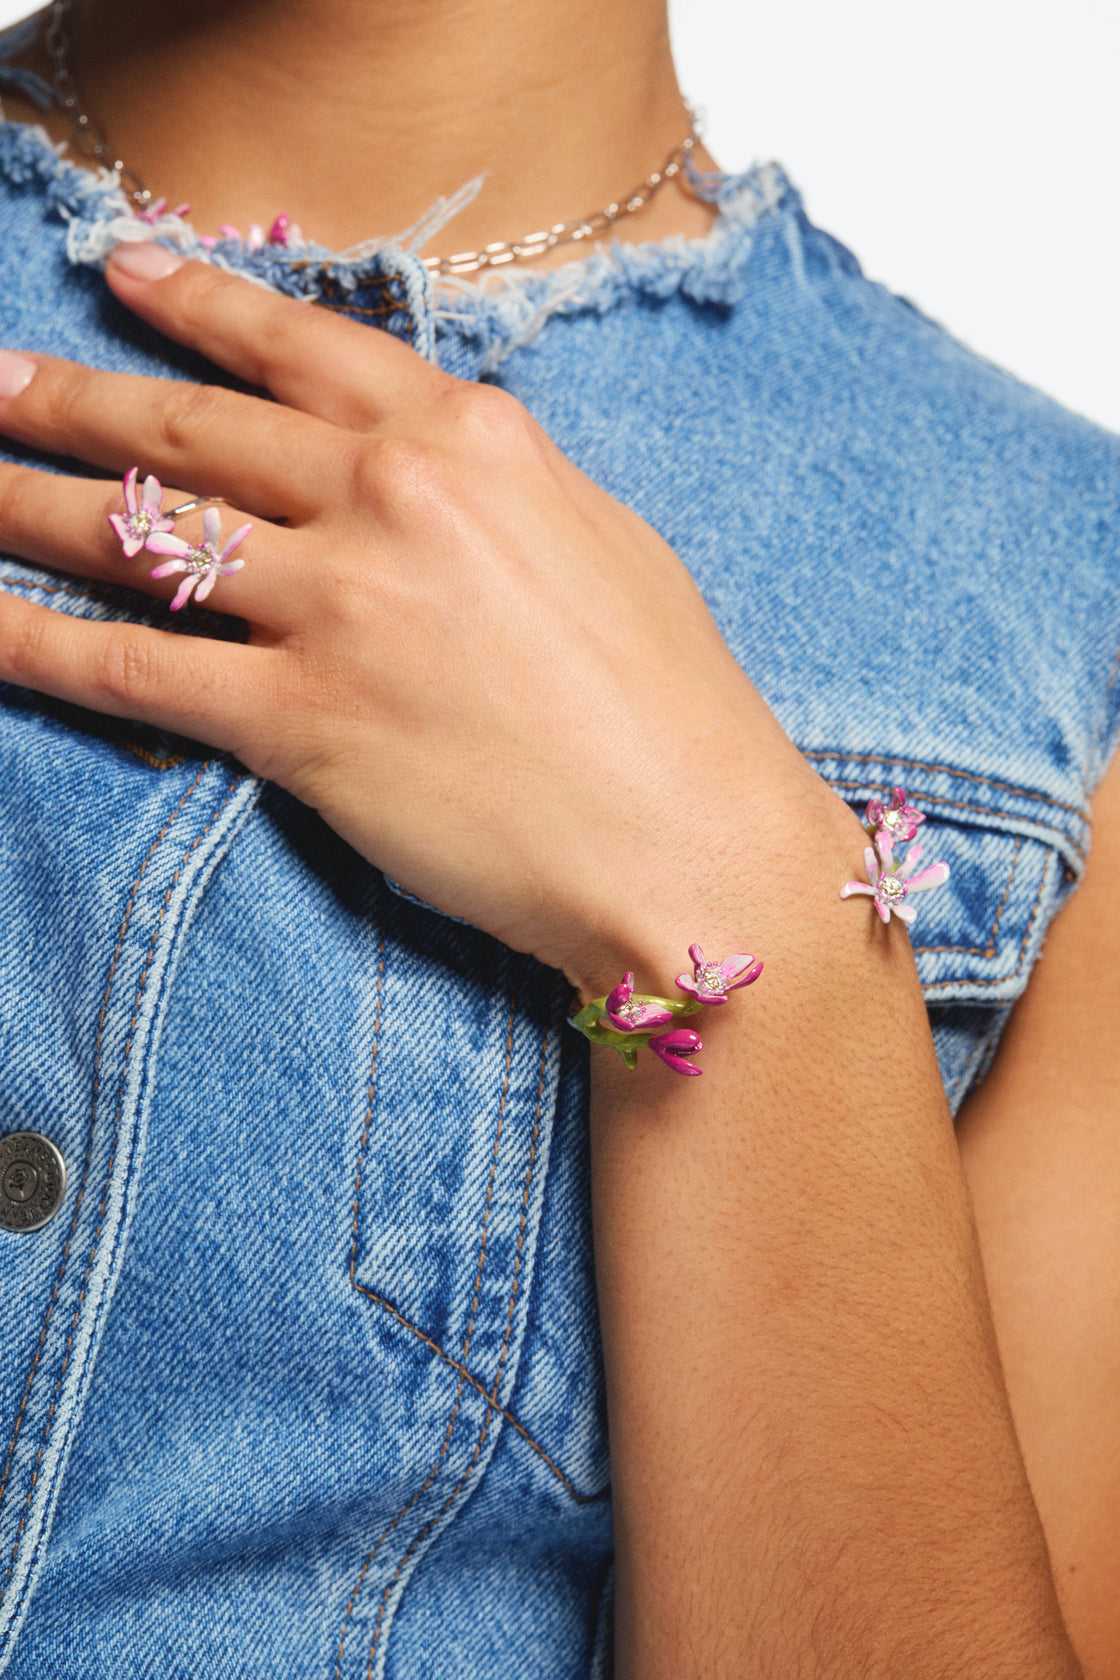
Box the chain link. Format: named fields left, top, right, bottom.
left=420, top=129, right=698, bottom=278
left=47, top=0, right=151, bottom=206
left=43, top=0, right=697, bottom=265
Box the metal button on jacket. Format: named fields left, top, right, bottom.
left=0, top=1131, right=67, bottom=1233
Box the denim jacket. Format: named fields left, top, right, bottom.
left=0, top=92, right=1118, bottom=1680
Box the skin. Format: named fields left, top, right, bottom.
left=0, top=2, right=1114, bottom=1672
left=3, top=0, right=718, bottom=259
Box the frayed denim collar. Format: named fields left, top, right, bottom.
left=0, top=91, right=797, bottom=372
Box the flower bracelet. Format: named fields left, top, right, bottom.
left=569, top=945, right=764, bottom=1077
left=571, top=789, right=951, bottom=1077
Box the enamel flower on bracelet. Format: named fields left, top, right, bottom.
left=570, top=944, right=764, bottom=1077
left=840, top=786, right=950, bottom=925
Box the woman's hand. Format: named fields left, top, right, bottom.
left=0, top=246, right=851, bottom=992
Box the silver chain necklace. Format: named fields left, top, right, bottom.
left=43, top=0, right=699, bottom=275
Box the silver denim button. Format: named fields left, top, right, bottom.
left=0, top=1132, right=67, bottom=1234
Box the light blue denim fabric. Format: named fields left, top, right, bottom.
left=0, top=69, right=1118, bottom=1680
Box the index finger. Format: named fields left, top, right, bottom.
left=105, top=243, right=450, bottom=433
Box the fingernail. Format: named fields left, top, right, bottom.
left=0, top=350, right=36, bottom=398
left=108, top=241, right=185, bottom=281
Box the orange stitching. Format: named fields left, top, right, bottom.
left=122, top=743, right=186, bottom=771
left=912, top=837, right=1022, bottom=958
left=0, top=573, right=123, bottom=608
left=347, top=1283, right=589, bottom=1503
left=0, top=771, right=241, bottom=1603
left=364, top=1020, right=553, bottom=1676
left=921, top=856, right=1050, bottom=993
left=1105, top=639, right=1120, bottom=698
left=335, top=969, right=520, bottom=1675
left=0, top=763, right=209, bottom=1527
left=805, top=748, right=1089, bottom=821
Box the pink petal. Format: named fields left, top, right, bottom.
left=122, top=466, right=139, bottom=515
left=875, top=899, right=892, bottom=924
left=903, top=861, right=950, bottom=895
left=889, top=787, right=907, bottom=812
left=866, top=797, right=884, bottom=826
left=675, top=976, right=703, bottom=1000
left=148, top=558, right=190, bottom=578
left=893, top=903, right=917, bottom=925
left=269, top=213, right=291, bottom=245
left=202, top=507, right=222, bottom=548
left=217, top=558, right=245, bottom=575
left=219, top=522, right=252, bottom=563
left=169, top=575, right=197, bottom=611
left=726, top=959, right=763, bottom=990
left=200, top=236, right=217, bottom=251
left=218, top=224, right=240, bottom=239
left=863, top=845, right=880, bottom=886
left=717, top=953, right=756, bottom=982
left=607, top=1000, right=674, bottom=1032
left=687, top=943, right=706, bottom=968
left=109, top=513, right=141, bottom=555
left=193, top=567, right=219, bottom=603
left=898, top=843, right=924, bottom=880
left=877, top=833, right=895, bottom=869
left=145, top=532, right=192, bottom=558
left=840, top=881, right=875, bottom=898
left=649, top=1028, right=703, bottom=1076
left=141, top=473, right=163, bottom=515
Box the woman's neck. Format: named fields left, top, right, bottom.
left=16, top=0, right=716, bottom=258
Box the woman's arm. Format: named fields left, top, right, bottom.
left=0, top=255, right=1084, bottom=1677
left=958, top=748, right=1120, bottom=1680
left=590, top=803, right=1080, bottom=1678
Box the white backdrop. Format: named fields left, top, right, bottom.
left=0, top=0, right=1116, bottom=432
left=670, top=0, right=1119, bottom=433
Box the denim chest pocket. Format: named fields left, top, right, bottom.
left=808, top=748, right=1089, bottom=1108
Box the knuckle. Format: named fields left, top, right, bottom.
left=170, top=260, right=238, bottom=333
left=351, top=434, right=449, bottom=511
left=154, top=380, right=229, bottom=456
left=94, top=629, right=158, bottom=709
left=447, top=381, right=539, bottom=456
left=37, top=360, right=95, bottom=439
left=4, top=603, right=50, bottom=684
left=0, top=467, right=33, bottom=541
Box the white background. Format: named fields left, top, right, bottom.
left=670, top=0, right=1119, bottom=432
left=1, top=0, right=1116, bottom=431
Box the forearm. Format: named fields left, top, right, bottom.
left=589, top=790, right=1080, bottom=1679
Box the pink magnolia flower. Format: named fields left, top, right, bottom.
left=604, top=972, right=675, bottom=1033
left=147, top=507, right=252, bottom=612
left=648, top=1028, right=703, bottom=1076
left=675, top=943, right=764, bottom=1006
left=866, top=786, right=925, bottom=845
left=108, top=467, right=174, bottom=558
left=840, top=835, right=950, bottom=925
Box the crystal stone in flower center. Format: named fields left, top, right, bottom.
left=882, top=810, right=903, bottom=831
left=187, top=545, right=216, bottom=574
left=696, top=964, right=726, bottom=994
left=878, top=874, right=906, bottom=901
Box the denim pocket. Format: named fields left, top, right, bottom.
left=811, top=747, right=1087, bottom=1110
